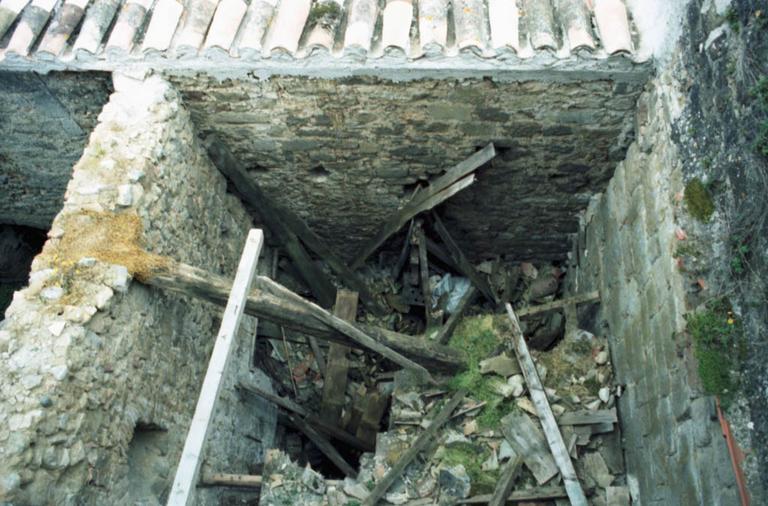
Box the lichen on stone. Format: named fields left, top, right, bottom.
left=684, top=177, right=715, bottom=222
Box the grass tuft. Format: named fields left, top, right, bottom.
left=684, top=178, right=716, bottom=222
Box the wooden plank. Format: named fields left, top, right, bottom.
left=200, top=473, right=262, bottom=488
left=167, top=229, right=264, bottom=506
left=238, top=378, right=373, bottom=452
left=557, top=408, right=617, bottom=426
left=414, top=222, right=434, bottom=329
left=425, top=237, right=461, bottom=272
left=500, top=411, right=559, bottom=485
left=356, top=390, right=389, bottom=447
left=504, top=303, right=587, bottom=506
left=458, top=485, right=568, bottom=504
left=363, top=389, right=467, bottom=506
left=322, top=290, right=359, bottom=423
left=289, top=414, right=358, bottom=478
left=435, top=285, right=477, bottom=345
left=489, top=453, right=523, bottom=506
left=431, top=212, right=497, bottom=304
left=515, top=290, right=600, bottom=317
left=144, top=262, right=466, bottom=373
left=351, top=144, right=495, bottom=269
left=205, top=137, right=386, bottom=315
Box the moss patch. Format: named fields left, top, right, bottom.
left=686, top=299, right=744, bottom=407
left=440, top=443, right=499, bottom=494
left=446, top=315, right=514, bottom=428
left=684, top=178, right=715, bottom=222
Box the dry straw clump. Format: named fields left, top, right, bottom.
left=43, top=211, right=170, bottom=282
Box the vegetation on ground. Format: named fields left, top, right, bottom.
left=684, top=178, right=715, bottom=223
left=438, top=442, right=500, bottom=494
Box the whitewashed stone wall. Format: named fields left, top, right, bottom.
left=0, top=74, right=275, bottom=505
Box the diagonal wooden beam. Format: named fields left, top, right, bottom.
left=488, top=453, right=523, bottom=506
left=321, top=290, right=358, bottom=423
left=205, top=136, right=387, bottom=315
left=289, top=414, right=358, bottom=478
left=431, top=212, right=498, bottom=305
left=351, top=144, right=496, bottom=269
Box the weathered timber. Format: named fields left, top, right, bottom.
left=363, top=389, right=467, bottom=506
left=238, top=378, right=372, bottom=451
left=205, top=136, right=386, bottom=314
left=289, top=414, right=358, bottom=478
left=435, top=285, right=477, bottom=345
left=392, top=216, right=416, bottom=280
left=431, top=212, right=497, bottom=304
left=356, top=390, right=389, bottom=447
left=145, top=262, right=463, bottom=374
left=425, top=237, right=461, bottom=272
left=168, top=230, right=263, bottom=506
left=414, top=222, right=434, bottom=329
left=321, top=290, right=358, bottom=423
left=500, top=411, right=559, bottom=485
left=557, top=408, right=617, bottom=426
left=505, top=303, right=587, bottom=506
left=489, top=453, right=524, bottom=506
left=515, top=290, right=600, bottom=317
left=351, top=143, right=495, bottom=269
left=199, top=473, right=262, bottom=488
left=458, top=485, right=568, bottom=504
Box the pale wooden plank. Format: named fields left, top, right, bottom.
left=167, top=229, right=264, bottom=506
left=558, top=408, right=617, bottom=426
left=504, top=303, right=587, bottom=506
left=515, top=290, right=600, bottom=317
left=500, top=411, right=558, bottom=485
left=321, top=290, right=359, bottom=423
left=200, top=473, right=262, bottom=488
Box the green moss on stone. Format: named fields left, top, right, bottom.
left=686, top=299, right=743, bottom=407
left=440, top=444, right=499, bottom=494
left=684, top=178, right=715, bottom=222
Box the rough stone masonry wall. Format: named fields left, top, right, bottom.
left=0, top=75, right=275, bottom=505
left=0, top=71, right=112, bottom=229
left=571, top=80, right=740, bottom=503
left=170, top=73, right=645, bottom=262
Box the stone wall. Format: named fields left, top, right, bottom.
left=0, top=71, right=112, bottom=229
left=170, top=73, right=644, bottom=263
left=0, top=74, right=275, bottom=505
left=569, top=79, right=741, bottom=504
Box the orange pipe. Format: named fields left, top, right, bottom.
left=716, top=397, right=750, bottom=506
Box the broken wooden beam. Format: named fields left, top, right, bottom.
left=488, top=453, right=523, bottom=506
left=351, top=144, right=496, bottom=269
left=504, top=303, right=587, bottom=506
left=145, top=261, right=463, bottom=375
left=288, top=414, right=358, bottom=478
left=557, top=408, right=617, bottom=426
left=414, top=221, right=434, bottom=329
left=500, top=411, right=558, bottom=485
left=515, top=290, right=600, bottom=317
left=199, top=473, right=262, bottom=489
left=425, top=237, right=461, bottom=272
left=459, top=485, right=568, bottom=504
left=205, top=136, right=386, bottom=315
left=321, top=290, right=358, bottom=423
left=238, top=379, right=372, bottom=452
left=431, top=212, right=497, bottom=304
left=356, top=390, right=389, bottom=447
left=363, top=389, right=467, bottom=506
left=435, top=285, right=477, bottom=345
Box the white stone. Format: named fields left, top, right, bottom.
left=128, top=169, right=145, bottom=182
left=343, top=478, right=369, bottom=500
left=481, top=449, right=499, bottom=471
left=50, top=365, right=69, bottom=381
left=48, top=321, right=66, bottom=337
left=551, top=404, right=566, bottom=416
left=595, top=350, right=610, bottom=365
left=536, top=363, right=547, bottom=382
left=77, top=183, right=104, bottom=195
left=40, top=286, right=63, bottom=301
left=29, top=269, right=55, bottom=286
left=20, top=374, right=42, bottom=389
left=498, top=440, right=514, bottom=461
left=507, top=374, right=525, bottom=397
left=77, top=257, right=97, bottom=267
left=490, top=378, right=516, bottom=398
left=0, top=472, right=21, bottom=495
left=599, top=387, right=611, bottom=403
left=106, top=266, right=130, bottom=292
left=586, top=399, right=602, bottom=411
left=117, top=184, right=133, bottom=206
left=94, top=286, right=114, bottom=310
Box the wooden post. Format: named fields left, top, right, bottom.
left=167, top=229, right=264, bottom=506
left=321, top=290, right=358, bottom=423
left=414, top=221, right=434, bottom=329
left=504, top=303, right=587, bottom=506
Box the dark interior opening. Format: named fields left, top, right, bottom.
left=0, top=224, right=46, bottom=321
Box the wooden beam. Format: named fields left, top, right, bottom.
left=288, top=414, right=358, bottom=478
left=145, top=262, right=466, bottom=373
left=557, top=408, right=617, bottom=426
left=199, top=473, right=262, bottom=489
left=167, top=229, right=264, bottom=506
left=238, top=379, right=372, bottom=452
left=500, top=411, right=558, bottom=485
left=435, top=285, right=477, bottom=345
left=205, top=136, right=386, bottom=314
left=515, top=290, right=600, bottom=317
left=431, top=212, right=497, bottom=304
left=504, top=303, right=587, bottom=506
left=321, top=290, right=358, bottom=423
left=425, top=237, right=461, bottom=272
left=351, top=144, right=495, bottom=269
left=459, top=485, right=568, bottom=504
left=489, top=454, right=523, bottom=506
left=414, top=222, right=434, bottom=329
left=363, top=389, right=467, bottom=506
left=356, top=390, right=389, bottom=447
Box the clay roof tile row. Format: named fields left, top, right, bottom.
left=0, top=0, right=644, bottom=66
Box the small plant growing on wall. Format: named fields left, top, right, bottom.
left=684, top=178, right=716, bottom=223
